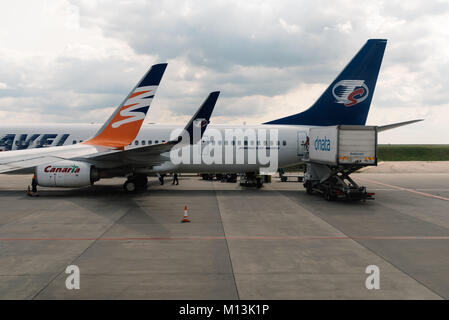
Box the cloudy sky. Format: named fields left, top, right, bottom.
left=0, top=0, right=448, bottom=143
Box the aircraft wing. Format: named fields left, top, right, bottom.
left=0, top=144, right=105, bottom=173
left=84, top=140, right=179, bottom=167
left=0, top=140, right=179, bottom=173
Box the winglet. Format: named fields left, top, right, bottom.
left=83, top=63, right=167, bottom=148
left=181, top=91, right=220, bottom=144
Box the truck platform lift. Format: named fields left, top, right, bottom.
left=302, top=125, right=377, bottom=201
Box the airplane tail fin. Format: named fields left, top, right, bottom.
left=84, top=63, right=167, bottom=148
left=183, top=91, right=220, bottom=144
left=265, top=39, right=387, bottom=126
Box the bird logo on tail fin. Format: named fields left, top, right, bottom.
left=332, top=80, right=369, bottom=107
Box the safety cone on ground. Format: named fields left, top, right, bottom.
left=26, top=185, right=32, bottom=196
left=181, top=205, right=190, bottom=223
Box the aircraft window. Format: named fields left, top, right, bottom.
left=155, top=140, right=159, bottom=144
left=283, top=140, right=287, bottom=146
left=244, top=140, right=248, bottom=146
left=148, top=140, right=152, bottom=144
left=72, top=140, right=77, bottom=144
left=232, top=141, right=235, bottom=146
left=142, top=140, right=146, bottom=145
left=135, top=140, right=139, bottom=145
left=80, top=140, right=83, bottom=142
left=162, top=140, right=166, bottom=143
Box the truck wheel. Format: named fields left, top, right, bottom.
left=324, top=189, right=333, bottom=201
left=305, top=181, right=313, bottom=194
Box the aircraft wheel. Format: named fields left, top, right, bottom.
left=126, top=175, right=148, bottom=191
left=124, top=180, right=136, bottom=193
left=136, top=175, right=148, bottom=188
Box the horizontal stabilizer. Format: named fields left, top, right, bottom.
left=377, top=119, right=423, bottom=132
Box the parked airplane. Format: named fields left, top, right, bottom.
left=0, top=39, right=421, bottom=191
left=0, top=63, right=221, bottom=192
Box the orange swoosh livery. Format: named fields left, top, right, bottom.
left=83, top=63, right=167, bottom=148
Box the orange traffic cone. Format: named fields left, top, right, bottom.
left=181, top=205, right=191, bottom=223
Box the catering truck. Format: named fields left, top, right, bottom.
left=303, top=126, right=377, bottom=201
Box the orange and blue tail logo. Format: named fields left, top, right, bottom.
left=84, top=63, right=167, bottom=148
left=111, top=86, right=156, bottom=128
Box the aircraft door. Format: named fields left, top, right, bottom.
left=201, top=136, right=210, bottom=158
left=297, top=131, right=307, bottom=158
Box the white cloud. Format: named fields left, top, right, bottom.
left=279, top=18, right=301, bottom=34
left=336, top=21, right=352, bottom=34
left=0, top=0, right=449, bottom=143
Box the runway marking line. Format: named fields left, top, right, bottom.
left=358, top=177, right=449, bottom=202
left=1, top=235, right=449, bottom=241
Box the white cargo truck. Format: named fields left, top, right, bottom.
left=304, top=125, right=378, bottom=201
left=308, top=125, right=377, bottom=166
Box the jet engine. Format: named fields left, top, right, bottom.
left=35, top=160, right=99, bottom=187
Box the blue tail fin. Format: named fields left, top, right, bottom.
left=184, top=91, right=220, bottom=144
left=265, top=39, right=387, bottom=126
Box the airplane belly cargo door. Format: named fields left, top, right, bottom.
left=297, top=131, right=307, bottom=158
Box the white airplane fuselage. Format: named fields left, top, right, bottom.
left=0, top=123, right=309, bottom=173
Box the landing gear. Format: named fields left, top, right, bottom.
left=123, top=174, right=148, bottom=193
left=239, top=172, right=264, bottom=188
left=124, top=180, right=136, bottom=193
